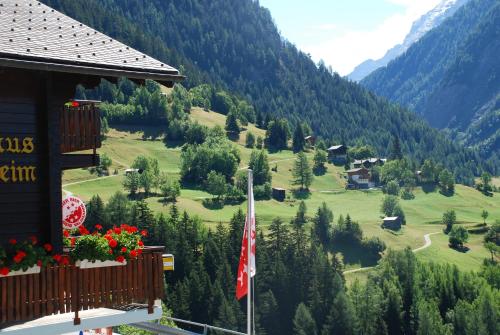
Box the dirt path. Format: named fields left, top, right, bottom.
left=343, top=232, right=440, bottom=275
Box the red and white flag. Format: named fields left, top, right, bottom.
left=236, top=171, right=256, bottom=300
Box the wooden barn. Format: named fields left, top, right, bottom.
left=272, top=187, right=286, bottom=202
left=304, top=135, right=315, bottom=147
left=382, top=216, right=402, bottom=230
left=0, top=0, right=182, bottom=332
left=327, top=144, right=347, bottom=164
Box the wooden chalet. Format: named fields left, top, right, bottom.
left=382, top=216, right=401, bottom=230
left=346, top=167, right=374, bottom=189
left=304, top=135, right=315, bottom=147
left=0, top=0, right=182, bottom=332
left=353, top=157, right=386, bottom=169
left=327, top=144, right=347, bottom=164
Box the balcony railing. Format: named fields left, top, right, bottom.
left=0, top=247, right=164, bottom=326
left=60, top=101, right=101, bottom=154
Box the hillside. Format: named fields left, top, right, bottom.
left=362, top=0, right=500, bottom=159
left=348, top=0, right=470, bottom=81
left=63, top=109, right=500, bottom=273
left=40, top=0, right=492, bottom=182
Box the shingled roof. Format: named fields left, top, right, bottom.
left=0, top=0, right=183, bottom=84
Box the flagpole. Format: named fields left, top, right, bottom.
left=247, top=169, right=253, bottom=335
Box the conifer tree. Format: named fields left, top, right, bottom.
left=322, top=291, right=355, bottom=335
left=390, top=136, right=403, bottom=160
left=293, top=303, right=317, bottom=335
left=292, top=152, right=313, bottom=190
left=85, top=195, right=106, bottom=227
left=293, top=123, right=306, bottom=153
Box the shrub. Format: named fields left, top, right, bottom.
left=254, top=182, right=272, bottom=200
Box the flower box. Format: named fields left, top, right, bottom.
left=75, top=259, right=127, bottom=269
left=0, top=265, right=41, bottom=277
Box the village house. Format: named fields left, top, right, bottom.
left=304, top=135, right=315, bottom=147
left=327, top=144, right=347, bottom=164
left=353, top=157, right=386, bottom=169
left=346, top=167, right=375, bottom=189
left=0, top=0, right=183, bottom=333
left=382, top=216, right=402, bottom=230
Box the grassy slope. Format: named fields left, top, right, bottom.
left=63, top=111, right=500, bottom=273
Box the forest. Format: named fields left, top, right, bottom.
left=80, top=193, right=499, bottom=335
left=41, top=0, right=497, bottom=183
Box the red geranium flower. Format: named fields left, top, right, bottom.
left=63, top=230, right=70, bottom=238
left=37, top=260, right=42, bottom=267
left=43, top=243, right=53, bottom=252
left=138, top=240, right=144, bottom=247
left=121, top=247, right=127, bottom=253
left=0, top=267, right=9, bottom=276
left=108, top=249, right=113, bottom=255
left=104, top=234, right=112, bottom=241
left=71, top=238, right=76, bottom=247
left=140, top=230, right=148, bottom=237
left=95, top=224, right=103, bottom=230
left=52, top=254, right=62, bottom=263
left=8, top=239, right=17, bottom=245
left=13, top=251, right=27, bottom=263
left=29, top=235, right=38, bottom=245
left=79, top=226, right=90, bottom=235
left=137, top=249, right=143, bottom=256
left=115, top=255, right=125, bottom=263
left=113, top=227, right=122, bottom=234
left=130, top=250, right=138, bottom=258
left=59, top=256, right=70, bottom=265
left=108, top=239, right=118, bottom=248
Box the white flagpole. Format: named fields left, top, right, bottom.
left=247, top=169, right=253, bottom=335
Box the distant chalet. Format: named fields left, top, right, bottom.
left=327, top=144, right=347, bottom=164
left=0, top=0, right=183, bottom=246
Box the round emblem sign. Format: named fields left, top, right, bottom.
left=62, top=196, right=87, bottom=229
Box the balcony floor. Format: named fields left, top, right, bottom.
left=0, top=301, right=162, bottom=335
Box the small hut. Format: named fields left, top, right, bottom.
left=382, top=216, right=401, bottom=230
left=272, top=187, right=286, bottom=202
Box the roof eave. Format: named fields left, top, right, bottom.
left=0, top=57, right=185, bottom=86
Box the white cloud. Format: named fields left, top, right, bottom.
left=301, top=0, right=442, bottom=76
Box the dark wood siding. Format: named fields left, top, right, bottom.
left=0, top=70, right=50, bottom=244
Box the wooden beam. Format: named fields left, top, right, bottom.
left=61, top=154, right=100, bottom=170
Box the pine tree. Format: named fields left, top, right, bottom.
left=390, top=136, right=403, bottom=160
left=321, top=291, right=355, bottom=335
left=313, top=203, right=333, bottom=247
left=225, top=112, right=240, bottom=134
left=292, top=152, right=313, bottom=190
left=416, top=301, right=451, bottom=335
left=293, top=123, right=306, bottom=153
left=293, top=303, right=317, bottom=335
left=85, top=195, right=106, bottom=227
left=105, top=191, right=131, bottom=228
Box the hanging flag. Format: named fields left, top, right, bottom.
left=236, top=170, right=256, bottom=300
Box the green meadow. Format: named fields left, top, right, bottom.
left=63, top=111, right=500, bottom=274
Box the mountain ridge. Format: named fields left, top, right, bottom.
left=348, top=0, right=470, bottom=81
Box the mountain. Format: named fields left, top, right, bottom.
left=361, top=0, right=500, bottom=159
left=40, top=0, right=495, bottom=181
left=348, top=0, right=470, bottom=81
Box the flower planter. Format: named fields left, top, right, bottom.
left=75, top=259, right=127, bottom=269
left=0, top=265, right=41, bottom=277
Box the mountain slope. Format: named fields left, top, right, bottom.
left=41, top=0, right=495, bottom=180
left=361, top=0, right=499, bottom=158
left=348, top=0, right=470, bottom=81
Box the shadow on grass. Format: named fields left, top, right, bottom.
left=313, top=167, right=326, bottom=176
left=292, top=189, right=311, bottom=200
left=439, top=189, right=455, bottom=197
left=202, top=198, right=224, bottom=209
left=449, top=245, right=470, bottom=253
left=421, top=183, right=437, bottom=193
left=332, top=242, right=380, bottom=267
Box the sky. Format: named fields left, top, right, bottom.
left=259, top=0, right=442, bottom=76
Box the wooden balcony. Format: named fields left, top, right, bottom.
left=60, top=101, right=101, bottom=154
left=0, top=247, right=164, bottom=327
